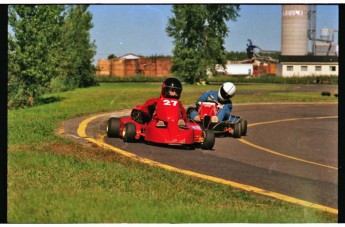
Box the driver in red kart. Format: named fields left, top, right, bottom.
left=140, top=77, right=187, bottom=127
left=189, top=82, right=236, bottom=123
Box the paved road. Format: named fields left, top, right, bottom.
left=61, top=103, right=338, bottom=211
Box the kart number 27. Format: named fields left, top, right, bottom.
left=163, top=99, right=178, bottom=106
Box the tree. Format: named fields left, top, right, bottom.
left=8, top=5, right=65, bottom=107
left=166, top=5, right=240, bottom=84
left=58, top=5, right=97, bottom=89
left=108, top=54, right=117, bottom=59
left=8, top=5, right=97, bottom=108
left=225, top=51, right=248, bottom=60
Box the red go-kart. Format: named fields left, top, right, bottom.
left=106, top=97, right=215, bottom=150
left=187, top=101, right=247, bottom=138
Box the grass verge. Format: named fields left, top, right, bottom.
left=8, top=82, right=338, bottom=223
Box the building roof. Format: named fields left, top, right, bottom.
left=118, top=53, right=140, bottom=59
left=279, top=55, right=338, bottom=63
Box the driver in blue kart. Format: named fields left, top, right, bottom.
left=140, top=77, right=187, bottom=127
left=189, top=82, right=236, bottom=123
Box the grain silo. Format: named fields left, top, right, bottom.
left=281, top=5, right=309, bottom=56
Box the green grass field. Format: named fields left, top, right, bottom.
left=8, top=83, right=338, bottom=223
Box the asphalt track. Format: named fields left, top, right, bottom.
left=61, top=102, right=338, bottom=214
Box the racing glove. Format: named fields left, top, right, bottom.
left=217, top=103, right=224, bottom=109
left=196, top=102, right=201, bottom=110
left=147, top=103, right=157, bottom=117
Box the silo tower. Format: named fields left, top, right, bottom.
left=281, top=5, right=309, bottom=56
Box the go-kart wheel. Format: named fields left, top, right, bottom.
left=123, top=122, right=136, bottom=142
left=240, top=119, right=247, bottom=136
left=201, top=130, right=215, bottom=150
left=107, top=117, right=121, bottom=138
left=232, top=123, right=242, bottom=138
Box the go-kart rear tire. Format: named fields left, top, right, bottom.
left=232, top=123, right=242, bottom=138
left=240, top=119, right=247, bottom=136
left=201, top=130, right=215, bottom=150
left=107, top=117, right=121, bottom=138
left=123, top=122, right=136, bottom=142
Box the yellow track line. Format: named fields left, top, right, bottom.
left=248, top=116, right=338, bottom=127
left=238, top=138, right=337, bottom=170
left=239, top=116, right=338, bottom=170
left=77, top=113, right=109, bottom=138
left=76, top=114, right=338, bottom=215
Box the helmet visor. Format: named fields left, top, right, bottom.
left=220, top=85, right=231, bottom=100
left=165, top=86, right=182, bottom=98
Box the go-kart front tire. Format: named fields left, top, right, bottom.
left=240, top=119, right=247, bottom=136
left=123, top=122, right=136, bottom=142
left=201, top=130, right=215, bottom=150
left=107, top=117, right=121, bottom=138
left=232, top=123, right=242, bottom=138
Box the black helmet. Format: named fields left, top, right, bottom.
left=161, top=77, right=182, bottom=99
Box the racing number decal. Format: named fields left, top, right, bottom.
left=163, top=99, right=178, bottom=106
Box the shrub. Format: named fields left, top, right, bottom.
left=49, top=77, right=76, bottom=93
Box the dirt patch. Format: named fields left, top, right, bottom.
left=44, top=140, right=137, bottom=166
left=291, top=85, right=338, bottom=93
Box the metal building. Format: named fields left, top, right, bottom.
left=277, top=5, right=338, bottom=77
left=281, top=5, right=309, bottom=56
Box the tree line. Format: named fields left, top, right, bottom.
left=8, top=5, right=243, bottom=108
left=8, top=5, right=97, bottom=109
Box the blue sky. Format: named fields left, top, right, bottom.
left=89, top=5, right=339, bottom=64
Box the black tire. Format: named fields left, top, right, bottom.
left=123, top=122, right=136, bottom=142
left=201, top=130, right=215, bottom=150
left=240, top=119, right=247, bottom=136
left=321, top=91, right=331, bottom=96
left=107, top=118, right=121, bottom=138
left=232, top=122, right=242, bottom=138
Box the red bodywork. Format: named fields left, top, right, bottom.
left=195, top=101, right=241, bottom=135
left=118, top=97, right=204, bottom=145
left=198, top=102, right=218, bottom=119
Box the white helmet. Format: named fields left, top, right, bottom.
left=218, top=82, right=236, bottom=101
